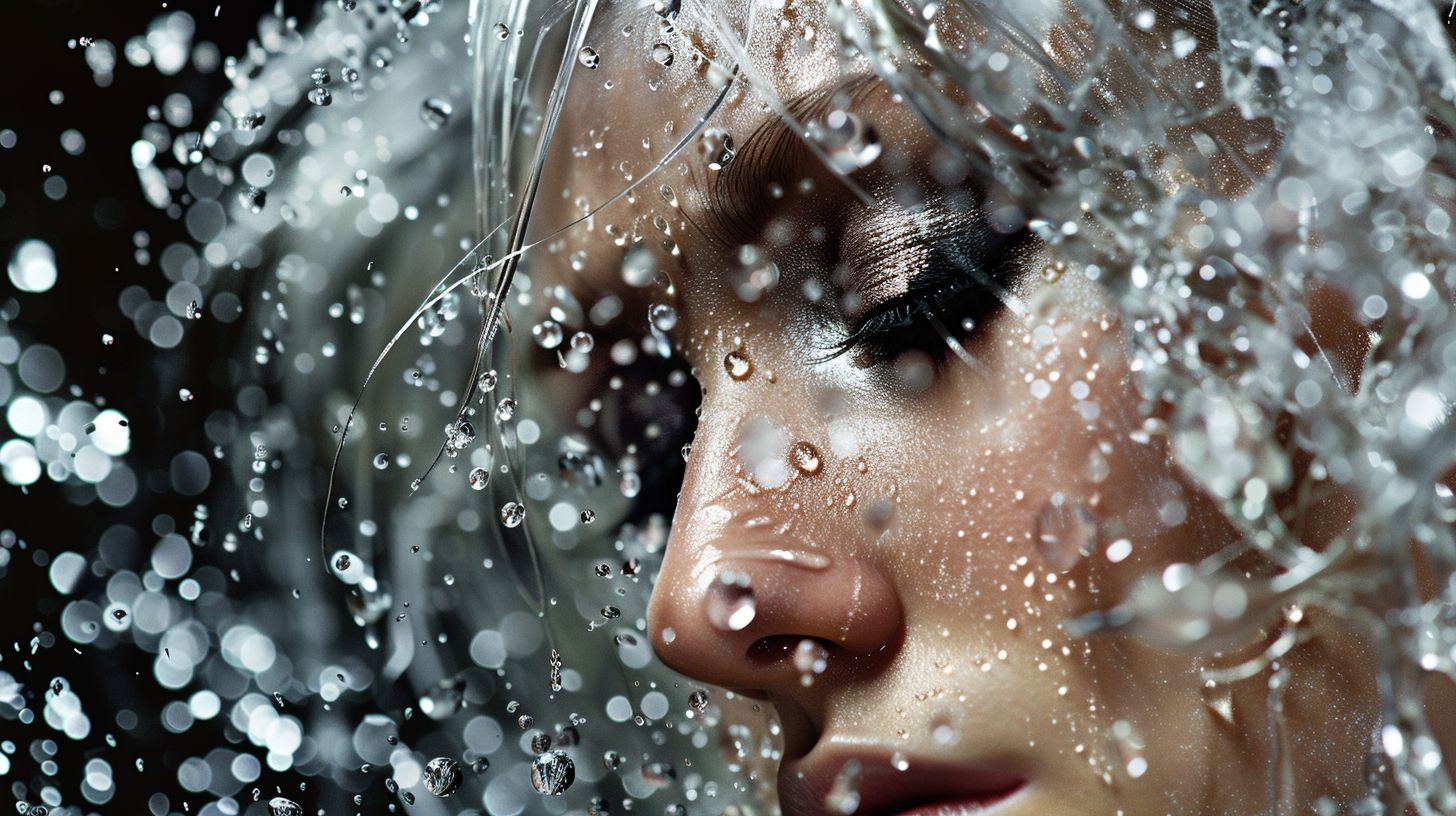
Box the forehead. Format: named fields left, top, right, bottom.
left=525, top=3, right=962, bottom=301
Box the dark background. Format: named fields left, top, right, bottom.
left=3, top=2, right=325, bottom=812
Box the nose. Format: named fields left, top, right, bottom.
left=647, top=414, right=904, bottom=695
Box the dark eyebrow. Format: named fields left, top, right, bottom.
left=694, top=74, right=883, bottom=248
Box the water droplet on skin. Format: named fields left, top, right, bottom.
left=700, top=128, right=735, bottom=170
left=1035, top=494, right=1099, bottom=572
left=724, top=348, right=753, bottom=380
left=420, top=97, right=452, bottom=129
left=651, top=42, right=674, bottom=66
left=468, top=467, right=489, bottom=490
left=825, top=759, right=862, bottom=814
left=531, top=750, right=575, bottom=795
left=706, top=571, right=756, bottom=631
left=818, top=109, right=881, bottom=172
left=422, top=757, right=462, bottom=796
left=688, top=689, right=709, bottom=712
left=794, top=638, right=828, bottom=685
left=1111, top=720, right=1148, bottom=779
left=577, top=46, right=599, bottom=69
left=790, top=441, right=822, bottom=474
left=501, top=501, right=525, bottom=528
left=268, top=798, right=304, bottom=816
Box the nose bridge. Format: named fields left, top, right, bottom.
left=647, top=371, right=904, bottom=694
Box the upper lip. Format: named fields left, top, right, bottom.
left=779, top=745, right=1027, bottom=816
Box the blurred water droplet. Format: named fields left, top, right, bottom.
left=707, top=571, right=756, bottom=631
left=533, top=319, right=564, bottom=348
left=1035, top=495, right=1098, bottom=572
left=420, top=97, right=452, bottom=130
left=825, top=758, right=862, bottom=814
left=267, top=798, right=303, bottom=816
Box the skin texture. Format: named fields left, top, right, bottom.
left=523, top=2, right=1385, bottom=813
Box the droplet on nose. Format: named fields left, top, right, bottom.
left=1035, top=494, right=1099, bottom=572
left=706, top=571, right=757, bottom=631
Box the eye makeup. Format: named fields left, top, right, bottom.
left=823, top=199, right=1028, bottom=367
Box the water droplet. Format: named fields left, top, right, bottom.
left=790, top=441, right=821, bottom=475
left=239, top=186, right=266, bottom=213
left=501, top=501, right=525, bottom=528
left=700, top=128, right=735, bottom=170
left=649, top=303, right=677, bottom=332
left=707, top=571, right=756, bottom=631
left=532, top=751, right=576, bottom=792
left=580, top=509, right=596, bottom=524
left=310, top=66, right=331, bottom=85
left=532, top=319, right=563, bottom=349
left=1111, top=720, right=1148, bottom=779
left=688, top=689, right=709, bottom=712
left=818, top=109, right=881, bottom=172
left=724, top=348, right=753, bottom=380
left=478, top=369, right=498, bottom=392
left=420, top=97, right=452, bottom=129
left=493, top=22, right=510, bottom=40
left=307, top=87, right=332, bottom=106
left=496, top=397, right=516, bottom=422
left=373, top=453, right=391, bottom=470
left=651, top=43, right=674, bottom=66
left=794, top=638, right=828, bottom=685
left=1035, top=494, right=1098, bottom=572
left=469, top=467, right=490, bottom=490
left=577, top=46, right=599, bottom=69
left=235, top=111, right=266, bottom=130
left=423, top=757, right=462, bottom=797
left=825, top=759, right=862, bottom=814
left=334, top=552, right=352, bottom=572
left=268, top=798, right=303, bottom=816
left=444, top=419, right=476, bottom=456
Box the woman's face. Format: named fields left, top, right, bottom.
left=530, top=2, right=1376, bottom=813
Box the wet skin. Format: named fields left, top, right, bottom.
left=523, top=2, right=1384, bottom=813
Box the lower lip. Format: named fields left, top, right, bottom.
left=891, top=787, right=1025, bottom=816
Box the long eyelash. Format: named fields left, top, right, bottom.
left=818, top=272, right=1001, bottom=364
